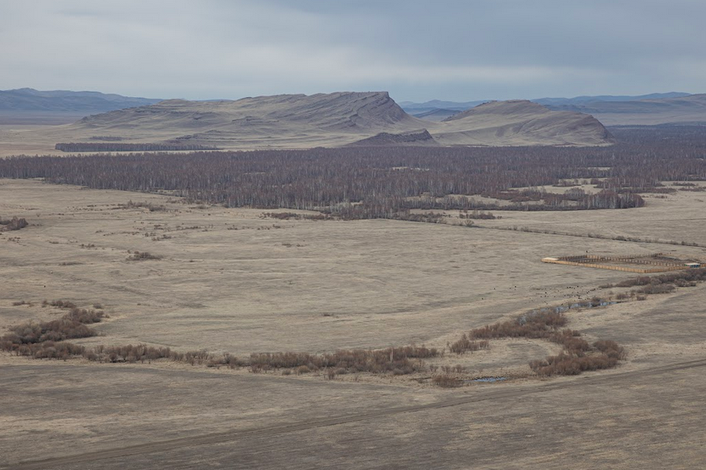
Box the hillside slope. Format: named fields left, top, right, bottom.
left=11, top=92, right=613, bottom=153
left=436, top=100, right=613, bottom=146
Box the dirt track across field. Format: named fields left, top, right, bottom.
left=2, top=357, right=705, bottom=469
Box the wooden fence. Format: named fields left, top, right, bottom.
left=541, top=253, right=692, bottom=273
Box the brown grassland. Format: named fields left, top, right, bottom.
left=1, top=129, right=706, bottom=468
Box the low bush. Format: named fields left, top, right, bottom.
left=637, top=284, right=675, bottom=295
left=119, top=201, right=167, bottom=212
left=529, top=339, right=625, bottom=376
left=248, top=345, right=439, bottom=375
left=42, top=299, right=78, bottom=309
left=0, top=308, right=106, bottom=358
left=530, top=353, right=619, bottom=376
left=614, top=268, right=706, bottom=289
left=0, top=216, right=28, bottom=231
left=448, top=335, right=490, bottom=354
left=468, top=310, right=567, bottom=341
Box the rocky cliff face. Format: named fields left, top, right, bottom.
left=76, top=92, right=416, bottom=132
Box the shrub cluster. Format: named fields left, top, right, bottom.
left=448, top=335, right=490, bottom=354
left=126, top=251, right=162, bottom=261
left=261, top=212, right=332, bottom=221
left=0, top=306, right=249, bottom=366
left=608, top=268, right=706, bottom=297
left=2, top=292, right=641, bottom=382
left=467, top=310, right=568, bottom=341
left=615, top=268, right=706, bottom=289
left=0, top=308, right=106, bottom=359
left=530, top=340, right=626, bottom=376
left=42, top=299, right=78, bottom=309
left=432, top=374, right=464, bottom=388
left=459, top=210, right=497, bottom=220
left=0, top=216, right=28, bottom=231
left=248, top=345, right=439, bottom=377
left=449, top=304, right=626, bottom=377
left=84, top=345, right=245, bottom=366
left=119, top=200, right=168, bottom=212
left=0, top=305, right=437, bottom=377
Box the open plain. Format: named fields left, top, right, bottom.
left=4, top=1, right=706, bottom=467
left=1, top=175, right=706, bottom=469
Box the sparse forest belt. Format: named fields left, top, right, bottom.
left=4, top=269, right=705, bottom=386
left=55, top=143, right=219, bottom=152
left=1, top=127, right=705, bottom=219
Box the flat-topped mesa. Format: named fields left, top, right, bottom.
left=74, top=91, right=417, bottom=133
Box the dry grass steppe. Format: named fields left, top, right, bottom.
left=1, top=177, right=705, bottom=469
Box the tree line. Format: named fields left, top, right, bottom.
left=55, top=142, right=218, bottom=152
left=0, top=127, right=703, bottom=219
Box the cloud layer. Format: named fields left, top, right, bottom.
left=1, top=0, right=704, bottom=101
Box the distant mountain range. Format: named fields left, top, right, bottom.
left=0, top=88, right=160, bottom=112
left=2, top=88, right=704, bottom=128
left=402, top=92, right=706, bottom=126
left=541, top=94, right=706, bottom=126
left=0, top=88, right=161, bottom=124
left=400, top=93, right=690, bottom=112
left=399, top=99, right=489, bottom=112
left=534, top=92, right=691, bottom=106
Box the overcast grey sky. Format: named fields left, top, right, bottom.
left=1, top=0, right=704, bottom=102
